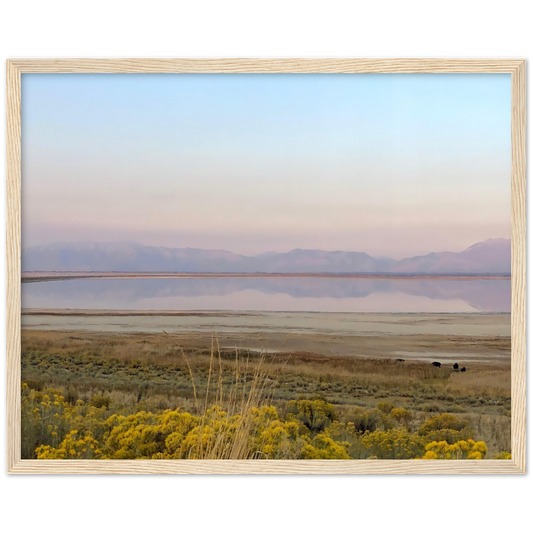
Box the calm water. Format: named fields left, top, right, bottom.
left=21, top=276, right=511, bottom=313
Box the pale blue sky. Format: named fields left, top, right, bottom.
left=22, top=73, right=511, bottom=258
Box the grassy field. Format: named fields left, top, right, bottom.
left=21, top=329, right=511, bottom=460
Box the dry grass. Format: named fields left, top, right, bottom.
left=447, top=370, right=511, bottom=397
left=21, top=329, right=510, bottom=405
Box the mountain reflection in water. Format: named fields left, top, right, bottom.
left=21, top=277, right=511, bottom=313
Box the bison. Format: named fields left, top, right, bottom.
left=395, top=358, right=405, bottom=362
left=453, top=363, right=459, bottom=370
left=461, top=367, right=466, bottom=372
left=432, top=362, right=441, bottom=368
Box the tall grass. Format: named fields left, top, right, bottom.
left=174, top=334, right=287, bottom=459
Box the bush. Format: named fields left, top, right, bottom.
left=348, top=407, right=390, bottom=433
left=422, top=439, right=487, bottom=460
left=37, top=431, right=105, bottom=459
left=89, top=395, right=111, bottom=409
left=418, top=413, right=472, bottom=444
left=420, top=403, right=441, bottom=413
left=361, top=428, right=426, bottom=459
left=286, top=399, right=338, bottom=433
left=494, top=451, right=512, bottom=460
left=301, top=434, right=350, bottom=459
left=419, top=413, right=469, bottom=434
left=390, top=407, right=412, bottom=424
left=376, top=402, right=395, bottom=415
left=21, top=383, right=71, bottom=458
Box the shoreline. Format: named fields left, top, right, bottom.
left=21, top=308, right=511, bottom=316
left=21, top=271, right=512, bottom=283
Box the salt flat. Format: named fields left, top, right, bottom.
left=21, top=310, right=511, bottom=364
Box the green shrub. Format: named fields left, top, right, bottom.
left=348, top=407, right=390, bottom=433
left=418, top=413, right=472, bottom=444
left=376, top=401, right=395, bottom=415
left=285, top=399, right=338, bottom=433
left=419, top=413, right=470, bottom=434
left=89, top=395, right=111, bottom=409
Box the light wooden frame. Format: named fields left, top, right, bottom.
left=6, top=58, right=526, bottom=474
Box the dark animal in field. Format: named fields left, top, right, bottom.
left=432, top=362, right=441, bottom=368
left=395, top=359, right=405, bottom=362
left=461, top=367, right=466, bottom=372
left=453, top=363, right=459, bottom=370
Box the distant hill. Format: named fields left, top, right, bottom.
left=388, top=238, right=511, bottom=274
left=22, top=238, right=511, bottom=274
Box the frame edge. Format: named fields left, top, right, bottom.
left=6, top=59, right=22, bottom=472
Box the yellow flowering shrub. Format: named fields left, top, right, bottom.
left=419, top=413, right=469, bottom=433
left=361, top=428, right=427, bottom=459
left=21, top=383, right=72, bottom=458
left=322, top=420, right=371, bottom=458
left=422, top=439, right=487, bottom=460
left=418, top=413, right=472, bottom=444
left=494, top=451, right=512, bottom=460
left=180, top=405, right=347, bottom=459
left=376, top=402, right=396, bottom=415
left=36, top=430, right=105, bottom=459
left=300, top=433, right=350, bottom=459
left=105, top=410, right=201, bottom=459
left=390, top=407, right=413, bottom=426
left=158, top=410, right=200, bottom=458
left=68, top=403, right=114, bottom=442
left=22, top=384, right=495, bottom=461
left=178, top=406, right=242, bottom=459
left=250, top=419, right=304, bottom=459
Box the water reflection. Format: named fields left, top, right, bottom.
left=21, top=277, right=511, bottom=313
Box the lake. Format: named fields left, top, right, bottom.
left=21, top=276, right=511, bottom=313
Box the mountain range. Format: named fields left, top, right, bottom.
left=22, top=238, right=511, bottom=274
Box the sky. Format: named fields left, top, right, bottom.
left=21, top=73, right=511, bottom=259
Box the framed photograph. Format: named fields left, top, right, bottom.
left=6, top=59, right=525, bottom=474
